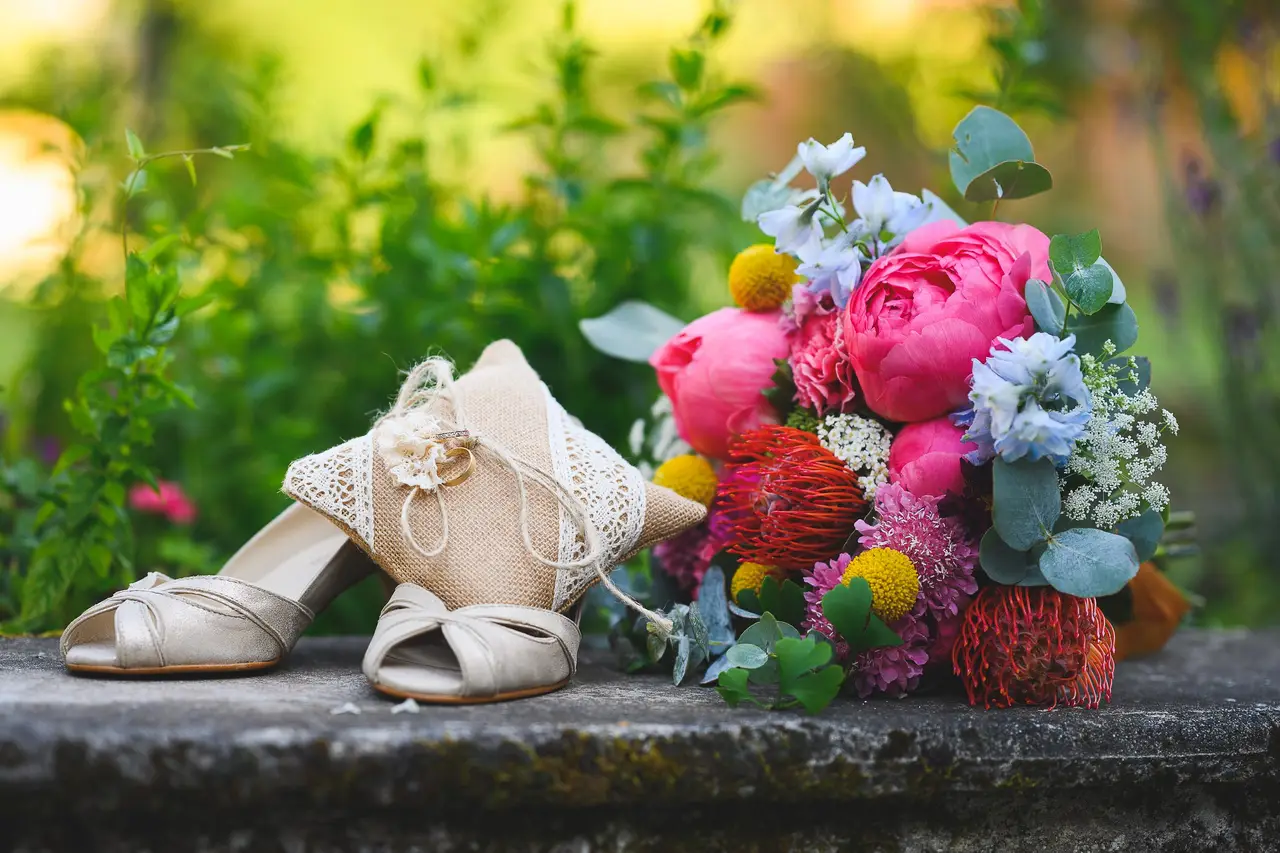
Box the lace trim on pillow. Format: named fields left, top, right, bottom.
left=543, top=385, right=646, bottom=609
left=283, top=434, right=375, bottom=551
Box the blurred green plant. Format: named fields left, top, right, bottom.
left=0, top=136, right=245, bottom=631
left=0, top=0, right=754, bottom=633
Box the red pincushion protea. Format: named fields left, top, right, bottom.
left=716, top=425, right=867, bottom=570
left=953, top=585, right=1116, bottom=709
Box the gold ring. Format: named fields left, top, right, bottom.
left=441, top=446, right=475, bottom=487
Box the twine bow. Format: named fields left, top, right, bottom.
left=374, top=358, right=673, bottom=636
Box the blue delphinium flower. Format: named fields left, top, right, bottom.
left=956, top=333, right=1091, bottom=464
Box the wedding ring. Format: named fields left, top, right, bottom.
left=441, top=446, right=476, bottom=487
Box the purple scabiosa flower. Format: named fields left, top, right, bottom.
left=801, top=551, right=854, bottom=655
left=850, top=600, right=932, bottom=698
left=855, top=484, right=978, bottom=620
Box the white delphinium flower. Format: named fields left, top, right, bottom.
left=797, top=133, right=866, bottom=188
left=816, top=414, right=893, bottom=499
left=795, top=230, right=866, bottom=309
left=757, top=189, right=823, bottom=258
left=1062, top=346, right=1176, bottom=527
left=851, top=175, right=931, bottom=250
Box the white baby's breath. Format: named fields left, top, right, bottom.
left=817, top=414, right=892, bottom=499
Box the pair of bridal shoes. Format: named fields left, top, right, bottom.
left=61, top=340, right=706, bottom=703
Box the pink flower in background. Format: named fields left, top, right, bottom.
left=856, top=484, right=977, bottom=619
left=650, top=307, right=791, bottom=460
left=129, top=480, right=197, bottom=525
left=789, top=300, right=858, bottom=415
left=653, top=506, right=732, bottom=596
left=888, top=417, right=978, bottom=498
left=802, top=551, right=854, bottom=654
left=844, top=220, right=1045, bottom=422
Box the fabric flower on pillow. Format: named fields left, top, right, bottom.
left=374, top=410, right=453, bottom=491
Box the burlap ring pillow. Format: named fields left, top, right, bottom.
left=283, top=340, right=706, bottom=613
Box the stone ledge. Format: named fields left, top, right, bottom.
left=1, top=629, right=1277, bottom=852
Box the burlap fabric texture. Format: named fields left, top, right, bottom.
left=282, top=340, right=706, bottom=613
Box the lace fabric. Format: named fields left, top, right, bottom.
left=543, top=385, right=646, bottom=610
left=282, top=435, right=376, bottom=551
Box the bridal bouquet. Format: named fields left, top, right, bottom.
left=583, top=108, right=1189, bottom=711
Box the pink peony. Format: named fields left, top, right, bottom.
left=789, top=301, right=858, bottom=415
left=650, top=307, right=791, bottom=460
left=888, top=417, right=978, bottom=498
left=843, top=220, right=1047, bottom=422
left=129, top=480, right=197, bottom=525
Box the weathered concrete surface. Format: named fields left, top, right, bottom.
left=0, top=629, right=1277, bottom=852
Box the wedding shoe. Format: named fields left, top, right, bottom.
left=61, top=503, right=373, bottom=675
left=284, top=340, right=706, bottom=703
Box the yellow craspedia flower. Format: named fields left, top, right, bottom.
left=728, top=244, right=800, bottom=312
left=652, top=454, right=718, bottom=507
left=841, top=547, right=920, bottom=623
left=731, top=561, right=783, bottom=604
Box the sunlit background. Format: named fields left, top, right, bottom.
left=1, top=0, right=1277, bottom=630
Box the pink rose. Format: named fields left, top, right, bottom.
left=650, top=307, right=791, bottom=460
left=889, top=417, right=977, bottom=498
left=129, top=480, right=197, bottom=525
left=844, top=220, right=1046, bottom=422
left=789, top=301, right=857, bottom=415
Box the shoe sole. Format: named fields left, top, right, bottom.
left=371, top=678, right=570, bottom=705
left=65, top=659, right=280, bottom=676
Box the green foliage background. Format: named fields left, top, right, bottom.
left=1, top=0, right=1278, bottom=632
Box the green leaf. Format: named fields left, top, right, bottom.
left=1049, top=229, right=1103, bottom=272
left=735, top=588, right=761, bottom=614
left=857, top=614, right=904, bottom=651
left=122, top=168, right=147, bottom=197
left=1040, top=527, right=1140, bottom=597
left=1067, top=302, right=1139, bottom=356
left=821, top=579, right=873, bottom=644
left=669, top=48, right=705, bottom=91
left=739, top=611, right=783, bottom=652
left=962, top=160, right=1053, bottom=203
left=646, top=631, right=666, bottom=663
left=782, top=666, right=844, bottom=714
left=1117, top=510, right=1164, bottom=563
left=1025, top=278, right=1065, bottom=335
left=350, top=111, right=379, bottom=161
left=758, top=576, right=807, bottom=627
left=992, top=457, right=1061, bottom=550
left=138, top=234, right=180, bottom=264
left=716, top=667, right=752, bottom=707
left=948, top=106, right=1041, bottom=198
left=183, top=154, right=197, bottom=186
left=774, top=636, right=833, bottom=684
left=124, top=128, right=145, bottom=160
left=726, top=643, right=768, bottom=669
left=579, top=301, right=684, bottom=363
left=125, top=254, right=152, bottom=325
left=1050, top=230, right=1112, bottom=315
left=672, top=636, right=691, bottom=685
left=979, top=526, right=1048, bottom=585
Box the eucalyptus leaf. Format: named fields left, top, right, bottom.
left=672, top=636, right=691, bottom=685
left=1117, top=510, right=1165, bottom=562
left=696, top=566, right=735, bottom=652
left=739, top=611, right=782, bottom=652
left=701, top=653, right=735, bottom=685
left=1049, top=229, right=1103, bottom=273
left=1097, top=257, right=1127, bottom=304
left=991, top=457, right=1061, bottom=550
left=726, top=643, right=768, bottom=670
left=579, top=301, right=685, bottom=363
left=979, top=527, right=1036, bottom=584
left=1067, top=302, right=1139, bottom=356
left=1025, top=278, right=1066, bottom=335
left=741, top=180, right=801, bottom=223
left=1040, top=527, right=1140, bottom=597
left=962, top=160, right=1053, bottom=203
left=949, top=106, right=1037, bottom=198
left=1063, top=263, right=1114, bottom=315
